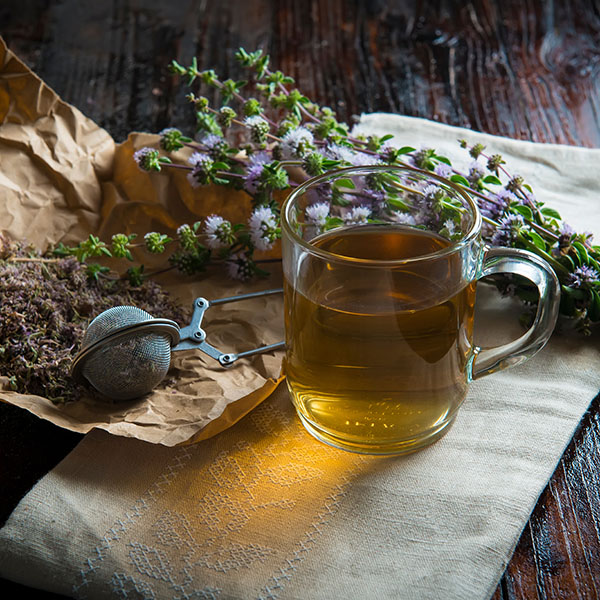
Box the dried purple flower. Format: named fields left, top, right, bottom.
left=0, top=236, right=187, bottom=403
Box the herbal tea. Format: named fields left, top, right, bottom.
left=284, top=225, right=476, bottom=454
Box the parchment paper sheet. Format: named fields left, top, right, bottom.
left=0, top=36, right=283, bottom=446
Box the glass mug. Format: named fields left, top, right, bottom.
left=280, top=165, right=560, bottom=455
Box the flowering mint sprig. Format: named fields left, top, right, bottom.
left=52, top=47, right=600, bottom=335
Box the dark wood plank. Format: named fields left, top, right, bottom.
left=1, top=1, right=600, bottom=599
left=505, top=397, right=600, bottom=599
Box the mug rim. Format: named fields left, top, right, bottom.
left=281, top=164, right=482, bottom=266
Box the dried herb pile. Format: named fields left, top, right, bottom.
left=0, top=235, right=188, bottom=403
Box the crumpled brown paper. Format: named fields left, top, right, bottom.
left=0, top=36, right=285, bottom=446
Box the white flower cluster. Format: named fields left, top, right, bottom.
left=306, top=202, right=330, bottom=226
left=248, top=205, right=278, bottom=251
left=344, top=205, right=371, bottom=225
left=279, top=127, right=314, bottom=159
left=203, top=215, right=233, bottom=249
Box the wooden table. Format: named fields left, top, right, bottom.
left=2, top=1, right=599, bottom=598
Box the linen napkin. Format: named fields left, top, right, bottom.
left=1, top=115, right=600, bottom=600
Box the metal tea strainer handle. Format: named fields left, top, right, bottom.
left=71, top=288, right=284, bottom=401
left=172, top=288, right=285, bottom=365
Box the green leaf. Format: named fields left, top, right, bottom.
left=333, top=178, right=356, bottom=190
left=387, top=198, right=411, bottom=210
left=435, top=155, right=452, bottom=166
left=397, top=146, right=416, bottom=155
left=322, top=159, right=342, bottom=169
left=560, top=285, right=576, bottom=316
left=525, top=230, right=547, bottom=250
left=573, top=241, right=590, bottom=265
left=559, top=254, right=576, bottom=271
left=52, top=242, right=74, bottom=257
left=587, top=256, right=600, bottom=272
left=561, top=284, right=586, bottom=301
left=541, top=207, right=561, bottom=219
left=169, top=60, right=187, bottom=75
left=483, top=175, right=502, bottom=185
left=450, top=174, right=470, bottom=187
left=323, top=216, right=344, bottom=231
left=588, top=290, right=600, bottom=322
left=513, top=204, right=534, bottom=221
left=380, top=134, right=394, bottom=143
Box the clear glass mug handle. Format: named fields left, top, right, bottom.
left=471, top=246, right=561, bottom=379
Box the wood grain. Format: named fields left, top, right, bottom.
left=1, top=1, right=600, bottom=598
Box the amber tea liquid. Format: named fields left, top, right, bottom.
left=284, top=225, right=476, bottom=454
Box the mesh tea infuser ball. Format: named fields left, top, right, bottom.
left=71, top=289, right=284, bottom=401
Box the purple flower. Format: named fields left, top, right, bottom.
left=348, top=152, right=381, bottom=168
left=434, top=163, right=452, bottom=178
left=480, top=189, right=516, bottom=221
left=568, top=265, right=599, bottom=288
left=491, top=214, right=524, bottom=246
left=440, top=218, right=458, bottom=239
left=467, top=160, right=485, bottom=186
left=159, top=128, right=184, bottom=152
left=133, top=147, right=160, bottom=172
left=379, top=143, right=398, bottom=163
left=187, top=153, right=214, bottom=187
left=243, top=152, right=270, bottom=194
left=200, top=134, right=228, bottom=160
left=414, top=184, right=444, bottom=226
left=227, top=252, right=253, bottom=281
left=362, top=189, right=387, bottom=215
left=560, top=222, right=575, bottom=237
